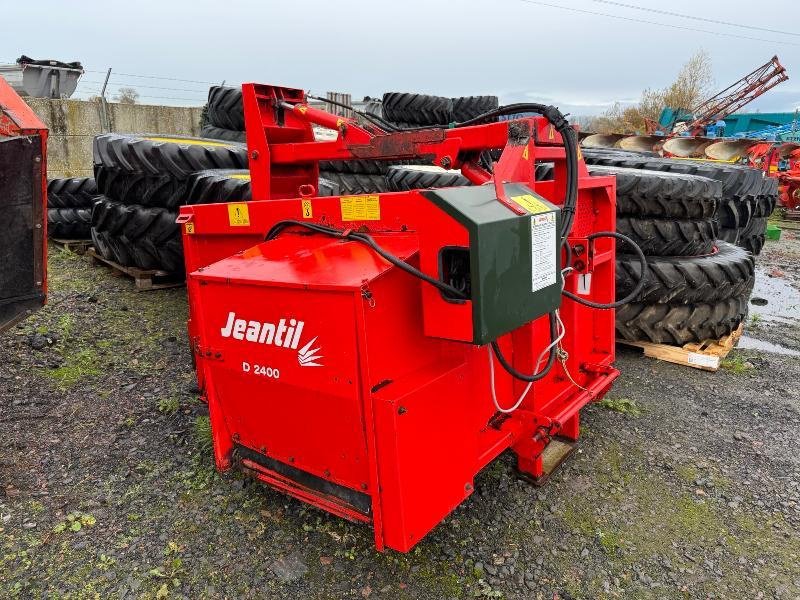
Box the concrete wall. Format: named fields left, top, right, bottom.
left=24, top=98, right=204, bottom=179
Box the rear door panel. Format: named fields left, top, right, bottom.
left=0, top=135, right=45, bottom=332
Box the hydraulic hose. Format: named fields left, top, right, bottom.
left=562, top=231, right=648, bottom=309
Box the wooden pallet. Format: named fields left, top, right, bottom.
left=617, top=324, right=744, bottom=372
left=87, top=248, right=185, bottom=291
left=50, top=238, right=92, bottom=254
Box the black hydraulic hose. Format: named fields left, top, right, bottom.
left=562, top=231, right=648, bottom=309
left=265, top=220, right=468, bottom=300
left=490, top=312, right=558, bottom=382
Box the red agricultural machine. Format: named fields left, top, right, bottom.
left=0, top=76, right=48, bottom=332
left=180, top=84, right=641, bottom=552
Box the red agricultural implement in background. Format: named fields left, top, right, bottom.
left=0, top=76, right=48, bottom=332
left=179, top=84, right=640, bottom=552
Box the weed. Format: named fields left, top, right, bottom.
left=750, top=313, right=761, bottom=326
left=193, top=416, right=213, bottom=454
left=473, top=579, right=503, bottom=598
left=157, top=397, right=180, bottom=415
left=53, top=512, right=96, bottom=534
left=597, top=397, right=642, bottom=417
left=721, top=353, right=754, bottom=374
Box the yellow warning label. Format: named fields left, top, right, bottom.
left=548, top=126, right=555, bottom=141
left=577, top=146, right=583, bottom=160
left=185, top=222, right=195, bottom=235
left=522, top=145, right=529, bottom=160
left=340, top=195, right=380, bottom=221
left=227, top=203, right=250, bottom=226
left=510, top=194, right=553, bottom=215
left=301, top=199, right=313, bottom=219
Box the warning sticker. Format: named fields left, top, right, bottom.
left=301, top=199, right=313, bottom=219
left=511, top=193, right=552, bottom=215
left=185, top=222, right=195, bottom=235
left=340, top=195, right=380, bottom=221
left=227, top=203, right=250, bottom=226
left=531, top=212, right=557, bottom=293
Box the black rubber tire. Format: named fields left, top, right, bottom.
left=47, top=177, right=98, bottom=208
left=200, top=124, right=245, bottom=143
left=91, top=197, right=183, bottom=272
left=206, top=86, right=244, bottom=131
left=386, top=165, right=469, bottom=191
left=364, top=100, right=383, bottom=118
left=48, top=207, right=92, bottom=239
left=93, top=133, right=248, bottom=180
left=318, top=159, right=418, bottom=176
left=452, top=96, right=499, bottom=122
left=186, top=169, right=252, bottom=203
left=317, top=177, right=340, bottom=196
left=95, top=165, right=189, bottom=210
left=752, top=193, right=777, bottom=218
left=718, top=227, right=740, bottom=245
left=616, top=296, right=748, bottom=345
left=738, top=216, right=768, bottom=256
left=318, top=171, right=388, bottom=194
left=583, top=149, right=763, bottom=198
left=616, top=216, right=717, bottom=257
left=588, top=166, right=719, bottom=219
left=381, top=93, right=453, bottom=126
left=615, top=241, right=755, bottom=305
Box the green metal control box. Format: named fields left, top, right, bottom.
left=423, top=183, right=562, bottom=344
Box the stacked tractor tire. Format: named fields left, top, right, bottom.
left=583, top=148, right=777, bottom=346
left=200, top=86, right=246, bottom=142
left=46, top=177, right=96, bottom=240
left=91, top=134, right=250, bottom=274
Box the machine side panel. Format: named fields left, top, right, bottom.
left=191, top=279, right=371, bottom=492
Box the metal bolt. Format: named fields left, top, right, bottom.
left=398, top=406, right=407, bottom=415
left=250, top=150, right=260, bottom=160
left=361, top=483, right=368, bottom=490
left=440, top=156, right=451, bottom=168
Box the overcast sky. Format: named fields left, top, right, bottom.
left=5, top=0, right=799, bottom=116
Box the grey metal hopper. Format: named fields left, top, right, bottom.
left=0, top=56, right=83, bottom=99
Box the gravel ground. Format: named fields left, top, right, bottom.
left=1, top=231, right=799, bottom=599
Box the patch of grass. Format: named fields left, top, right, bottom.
left=193, top=416, right=213, bottom=455
left=750, top=313, right=762, bottom=326
left=721, top=352, right=754, bottom=374
left=596, top=397, right=642, bottom=417
left=44, top=348, right=101, bottom=388
left=157, top=397, right=180, bottom=415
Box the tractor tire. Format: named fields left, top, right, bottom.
left=318, top=159, right=417, bottom=176
left=386, top=165, right=469, bottom=191
left=200, top=124, right=246, bottom=143
left=47, top=177, right=98, bottom=208
left=93, top=133, right=248, bottom=180
left=718, top=227, right=740, bottom=245
left=616, top=216, right=717, bottom=257
left=615, top=296, right=748, bottom=345
left=588, top=166, right=719, bottom=219
left=364, top=100, right=383, bottom=118
left=452, top=96, right=499, bottom=122
left=206, top=86, right=245, bottom=131
left=318, top=171, right=389, bottom=194
left=91, top=197, right=183, bottom=273
left=583, top=149, right=763, bottom=199
left=186, top=169, right=252, bottom=203
left=738, top=216, right=768, bottom=256
left=615, top=241, right=755, bottom=305
left=95, top=165, right=188, bottom=210
left=381, top=93, right=453, bottom=126
left=47, top=208, right=92, bottom=239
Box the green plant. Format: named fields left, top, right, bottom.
left=597, top=397, right=642, bottom=417
left=721, top=353, right=754, bottom=374
left=194, top=416, right=213, bottom=454
left=157, top=397, right=180, bottom=415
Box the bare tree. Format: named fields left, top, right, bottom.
left=114, top=87, right=140, bottom=105
left=590, top=50, right=714, bottom=134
